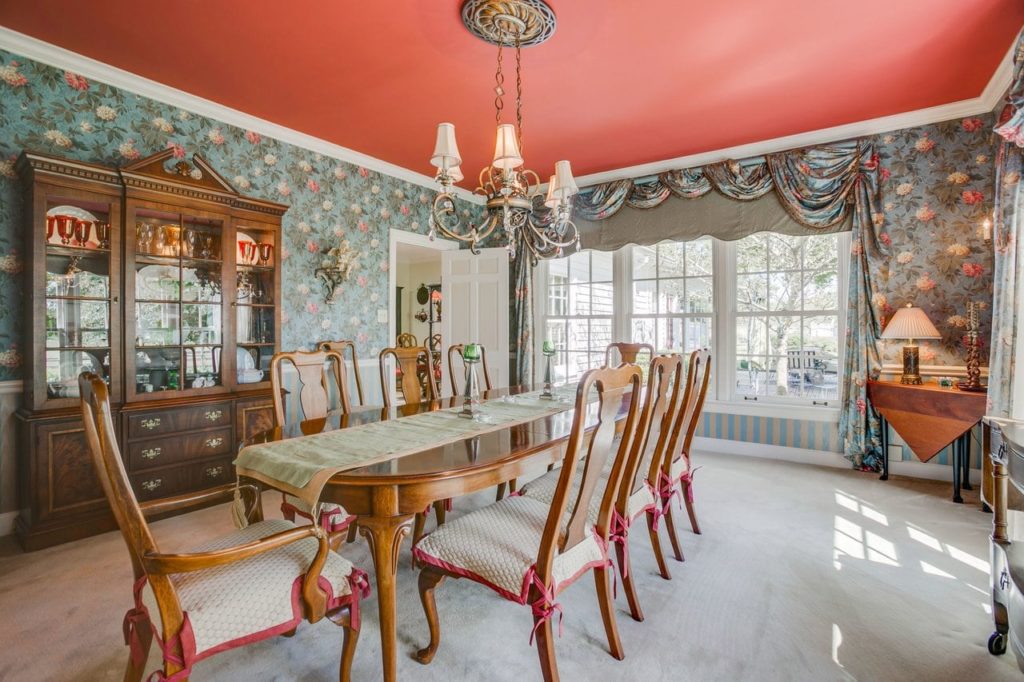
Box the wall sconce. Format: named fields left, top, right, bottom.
left=314, top=241, right=360, bottom=304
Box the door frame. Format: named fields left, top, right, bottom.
left=387, top=229, right=459, bottom=400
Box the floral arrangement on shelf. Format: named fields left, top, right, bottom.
left=315, top=240, right=360, bottom=304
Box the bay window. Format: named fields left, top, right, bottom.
left=535, top=231, right=847, bottom=414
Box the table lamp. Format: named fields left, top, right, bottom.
left=880, top=303, right=941, bottom=385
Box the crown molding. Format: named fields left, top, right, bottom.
left=571, top=39, right=1017, bottom=189
left=0, top=26, right=484, bottom=204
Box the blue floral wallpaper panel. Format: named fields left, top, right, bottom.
left=0, top=49, right=481, bottom=381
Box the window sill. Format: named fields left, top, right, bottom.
left=703, top=399, right=840, bottom=423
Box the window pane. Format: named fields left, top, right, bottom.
left=686, top=238, right=712, bottom=276
left=804, top=269, right=838, bottom=311
left=633, top=280, right=656, bottom=314
left=633, top=245, right=656, bottom=279
left=657, top=318, right=684, bottom=353
left=631, top=318, right=655, bottom=347
left=736, top=317, right=768, bottom=356
left=768, top=271, right=802, bottom=311
left=568, top=251, right=589, bottom=283
left=568, top=284, right=590, bottom=315
left=768, top=315, right=801, bottom=356
left=686, top=277, right=713, bottom=313
left=735, top=356, right=769, bottom=397
left=591, top=251, right=613, bottom=282
left=547, top=284, right=567, bottom=316
left=803, top=235, right=838, bottom=271
left=545, top=320, right=566, bottom=350
left=687, top=316, right=712, bottom=350
left=736, top=234, right=768, bottom=273
left=566, top=352, right=589, bottom=382
left=567, top=319, right=589, bottom=350
left=548, top=257, right=568, bottom=282
left=737, top=273, right=767, bottom=312
left=769, top=234, right=802, bottom=270
left=658, top=278, right=686, bottom=314
left=802, top=315, right=840, bottom=399
left=592, top=282, right=614, bottom=315
left=657, top=243, right=686, bottom=278
left=590, top=319, right=612, bottom=351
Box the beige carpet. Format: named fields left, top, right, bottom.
left=0, top=453, right=1018, bottom=681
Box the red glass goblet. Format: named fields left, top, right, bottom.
left=74, top=219, right=92, bottom=247
left=55, top=215, right=76, bottom=245
left=258, top=242, right=273, bottom=265
left=46, top=215, right=56, bottom=242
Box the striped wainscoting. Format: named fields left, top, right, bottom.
left=695, top=412, right=842, bottom=453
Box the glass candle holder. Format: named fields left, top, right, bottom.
left=459, top=346, right=481, bottom=418
left=541, top=341, right=556, bottom=399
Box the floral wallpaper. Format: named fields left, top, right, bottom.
left=872, top=116, right=997, bottom=366
left=0, top=49, right=480, bottom=382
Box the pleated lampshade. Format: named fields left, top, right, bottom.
left=881, top=304, right=941, bottom=340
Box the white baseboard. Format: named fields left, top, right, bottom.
left=0, top=511, right=16, bottom=537
left=693, top=436, right=980, bottom=485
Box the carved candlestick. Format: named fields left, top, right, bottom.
left=957, top=302, right=985, bottom=392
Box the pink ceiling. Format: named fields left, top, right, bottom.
left=1, top=1, right=1021, bottom=182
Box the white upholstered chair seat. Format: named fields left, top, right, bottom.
left=520, top=465, right=655, bottom=524
left=669, top=454, right=690, bottom=483
left=413, top=496, right=607, bottom=602
left=143, top=519, right=360, bottom=656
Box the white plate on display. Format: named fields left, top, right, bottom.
left=236, top=231, right=259, bottom=265
left=47, top=205, right=103, bottom=248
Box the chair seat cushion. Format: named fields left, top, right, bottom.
left=520, top=465, right=655, bottom=524
left=282, top=494, right=353, bottom=532
left=143, top=519, right=361, bottom=657
left=670, top=454, right=689, bottom=483
left=413, top=496, right=607, bottom=603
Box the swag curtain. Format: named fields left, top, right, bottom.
left=989, top=29, right=1024, bottom=418
left=566, top=140, right=889, bottom=468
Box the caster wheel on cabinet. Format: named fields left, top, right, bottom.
left=989, top=632, right=1008, bottom=656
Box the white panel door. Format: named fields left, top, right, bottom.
left=441, top=248, right=510, bottom=395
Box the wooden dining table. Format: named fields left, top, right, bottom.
left=240, top=384, right=612, bottom=682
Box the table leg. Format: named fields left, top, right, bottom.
left=962, top=430, right=973, bottom=491
left=879, top=414, right=889, bottom=481
left=358, top=500, right=414, bottom=682
left=952, top=436, right=964, bottom=504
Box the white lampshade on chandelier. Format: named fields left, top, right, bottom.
left=428, top=0, right=580, bottom=262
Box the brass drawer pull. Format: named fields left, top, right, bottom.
left=205, top=409, right=223, bottom=422
left=141, top=417, right=161, bottom=431
left=141, top=447, right=161, bottom=460
left=205, top=436, right=225, bottom=449
left=205, top=465, right=225, bottom=478
left=141, top=478, right=162, bottom=492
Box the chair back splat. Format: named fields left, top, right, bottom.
left=379, top=345, right=438, bottom=408
left=270, top=349, right=351, bottom=427
left=317, top=339, right=364, bottom=406
left=604, top=342, right=654, bottom=368
left=536, top=364, right=644, bottom=582
left=447, top=343, right=493, bottom=393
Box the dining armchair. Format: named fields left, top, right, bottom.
left=318, top=339, right=365, bottom=406
left=413, top=364, right=645, bottom=681
left=270, top=350, right=356, bottom=537
left=604, top=342, right=655, bottom=367
left=78, top=372, right=369, bottom=682
left=396, top=332, right=418, bottom=348
left=378, top=345, right=438, bottom=408
left=519, top=354, right=687, bottom=618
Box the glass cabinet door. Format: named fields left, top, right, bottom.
left=42, top=199, right=116, bottom=402
left=129, top=205, right=226, bottom=398
left=233, top=222, right=276, bottom=386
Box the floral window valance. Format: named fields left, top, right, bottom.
left=574, top=139, right=876, bottom=231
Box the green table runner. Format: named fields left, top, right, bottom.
left=235, top=386, right=578, bottom=509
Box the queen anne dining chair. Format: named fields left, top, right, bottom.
left=270, top=350, right=356, bottom=539
left=653, top=349, right=712, bottom=561
left=78, top=373, right=370, bottom=682
left=412, top=364, right=645, bottom=681
left=604, top=342, right=655, bottom=367
left=518, top=354, right=687, bottom=619
left=379, top=345, right=438, bottom=407
left=317, top=339, right=365, bottom=406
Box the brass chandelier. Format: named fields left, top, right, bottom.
left=428, top=0, right=579, bottom=263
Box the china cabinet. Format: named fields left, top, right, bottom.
left=14, top=149, right=287, bottom=549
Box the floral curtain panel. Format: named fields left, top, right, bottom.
left=989, top=29, right=1024, bottom=418
left=569, top=139, right=888, bottom=468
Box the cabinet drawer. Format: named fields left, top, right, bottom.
left=193, top=457, right=235, bottom=489
left=127, top=426, right=233, bottom=471
left=127, top=402, right=232, bottom=438
left=131, top=467, right=189, bottom=502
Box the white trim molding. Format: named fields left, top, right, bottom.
left=0, top=26, right=483, bottom=204
left=693, top=437, right=980, bottom=484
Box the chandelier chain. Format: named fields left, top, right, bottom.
left=494, top=42, right=504, bottom=125
left=515, top=33, right=523, bottom=154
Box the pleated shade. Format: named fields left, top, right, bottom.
left=881, top=305, right=941, bottom=340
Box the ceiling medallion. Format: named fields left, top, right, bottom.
left=428, top=0, right=578, bottom=263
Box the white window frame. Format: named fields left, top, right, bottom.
left=533, top=232, right=849, bottom=422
